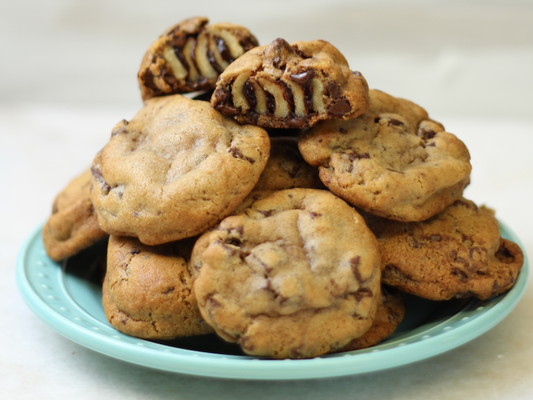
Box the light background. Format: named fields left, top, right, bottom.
left=1, top=1, right=533, bottom=399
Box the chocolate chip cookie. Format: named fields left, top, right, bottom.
left=42, top=169, right=108, bottom=261
left=90, top=94, right=270, bottom=245
left=298, top=89, right=472, bottom=222
left=103, top=235, right=213, bottom=339
left=191, top=188, right=381, bottom=359
left=361, top=198, right=524, bottom=300
left=138, top=17, right=259, bottom=101
left=253, top=137, right=324, bottom=191
left=338, top=285, right=405, bottom=351
left=211, top=38, right=370, bottom=129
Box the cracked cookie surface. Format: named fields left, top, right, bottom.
left=361, top=198, right=524, bottom=300
left=90, top=94, right=270, bottom=245
left=103, top=235, right=213, bottom=339
left=42, top=169, right=108, bottom=261
left=211, top=38, right=370, bottom=129
left=191, top=188, right=381, bottom=359
left=138, top=17, right=258, bottom=101
left=298, top=89, right=472, bottom=222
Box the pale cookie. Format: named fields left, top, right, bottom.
left=298, top=89, right=472, bottom=222
left=191, top=189, right=381, bottom=359
left=103, top=235, right=213, bottom=340
left=253, top=137, right=324, bottom=191
left=138, top=17, right=258, bottom=101
left=211, top=38, right=370, bottom=129
left=361, top=198, right=524, bottom=300
left=42, top=169, right=108, bottom=261
left=90, top=94, right=270, bottom=245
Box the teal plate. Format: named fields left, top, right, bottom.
left=16, top=222, right=529, bottom=380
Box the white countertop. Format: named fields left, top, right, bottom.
left=1, top=1, right=533, bottom=398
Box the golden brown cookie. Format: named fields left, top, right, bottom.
left=211, top=38, right=370, bottom=129
left=361, top=198, right=524, bottom=300
left=338, top=285, right=405, bottom=351
left=191, top=189, right=382, bottom=359
left=253, top=137, right=324, bottom=191
left=42, top=169, right=108, bottom=261
left=90, top=94, right=270, bottom=245
left=298, top=89, right=472, bottom=222
left=103, top=235, right=213, bottom=340
left=138, top=17, right=258, bottom=101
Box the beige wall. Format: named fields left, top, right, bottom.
left=1, top=0, right=532, bottom=118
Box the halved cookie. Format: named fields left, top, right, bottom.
left=138, top=17, right=259, bottom=101
left=211, top=38, right=370, bottom=129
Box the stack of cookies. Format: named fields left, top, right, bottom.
left=42, top=17, right=524, bottom=359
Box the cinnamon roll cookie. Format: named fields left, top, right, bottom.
left=298, top=89, right=472, bottom=222
left=361, top=198, right=524, bottom=301
left=211, top=38, right=370, bottom=129
left=90, top=94, right=270, bottom=245
left=191, top=189, right=381, bottom=359
left=138, top=17, right=259, bottom=101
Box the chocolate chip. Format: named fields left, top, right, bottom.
left=353, top=288, right=373, bottom=302
left=162, top=287, right=175, bottom=295
left=452, top=268, right=469, bottom=282
left=290, top=70, right=314, bottom=85
left=387, top=118, right=404, bottom=126
left=258, top=209, right=274, bottom=217
left=229, top=146, right=255, bottom=163
left=242, top=80, right=257, bottom=109
left=350, top=256, right=362, bottom=282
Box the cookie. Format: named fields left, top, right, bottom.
left=298, top=89, right=472, bottom=222
left=338, top=285, right=405, bottom=351
left=138, top=17, right=259, bottom=101
left=42, top=169, right=108, bottom=261
left=191, top=188, right=381, bottom=359
left=103, top=235, right=213, bottom=340
left=253, top=137, right=324, bottom=191
left=361, top=198, right=524, bottom=300
left=211, top=38, right=370, bottom=129
left=90, top=94, right=270, bottom=245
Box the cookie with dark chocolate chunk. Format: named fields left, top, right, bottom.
left=191, top=189, right=381, bottom=359
left=103, top=235, right=213, bottom=339
left=90, top=94, right=270, bottom=245
left=138, top=17, right=259, bottom=101
left=211, top=38, right=370, bottom=129
left=361, top=198, right=524, bottom=301
left=42, top=169, right=108, bottom=261
left=298, top=89, right=472, bottom=222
